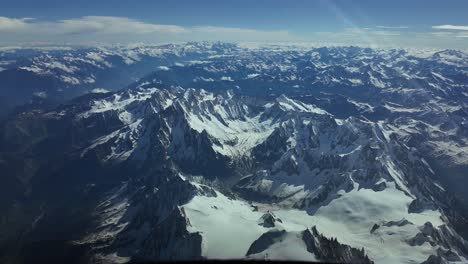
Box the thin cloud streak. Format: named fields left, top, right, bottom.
left=432, top=25, right=468, bottom=31
left=376, top=26, right=409, bottom=29
left=0, top=16, right=293, bottom=44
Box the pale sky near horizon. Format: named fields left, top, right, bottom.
left=1, top=0, right=468, bottom=48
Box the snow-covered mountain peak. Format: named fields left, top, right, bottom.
left=270, top=94, right=329, bottom=115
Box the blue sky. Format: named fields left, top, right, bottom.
left=1, top=0, right=468, bottom=48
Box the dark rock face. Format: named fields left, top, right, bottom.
left=372, top=181, right=387, bottom=192
left=407, top=221, right=468, bottom=260
left=168, top=121, right=231, bottom=178
left=421, top=255, right=448, bottom=264
left=437, top=248, right=461, bottom=262
left=370, top=224, right=380, bottom=234
left=408, top=233, right=432, bottom=247
left=383, top=218, right=413, bottom=227
left=302, top=226, right=374, bottom=264
left=246, top=230, right=286, bottom=256
left=258, top=212, right=282, bottom=228
left=137, top=208, right=203, bottom=261
left=409, top=199, right=435, bottom=213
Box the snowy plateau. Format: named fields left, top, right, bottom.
left=0, top=42, right=468, bottom=264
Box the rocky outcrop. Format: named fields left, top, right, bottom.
left=137, top=208, right=203, bottom=261
left=246, top=230, right=286, bottom=256
left=302, top=226, right=374, bottom=264
left=257, top=212, right=282, bottom=228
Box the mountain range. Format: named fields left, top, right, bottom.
left=0, top=42, right=467, bottom=264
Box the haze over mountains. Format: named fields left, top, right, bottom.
left=0, top=42, right=467, bottom=264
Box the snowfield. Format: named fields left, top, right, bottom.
left=183, top=179, right=452, bottom=263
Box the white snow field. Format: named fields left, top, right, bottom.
left=183, top=180, right=454, bottom=264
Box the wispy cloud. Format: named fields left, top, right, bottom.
left=0, top=17, right=33, bottom=31
left=57, top=16, right=188, bottom=35
left=432, top=25, right=468, bottom=31
left=0, top=16, right=293, bottom=45
left=430, top=25, right=468, bottom=39
left=431, top=31, right=468, bottom=38
left=376, top=26, right=409, bottom=29
left=311, top=26, right=468, bottom=49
